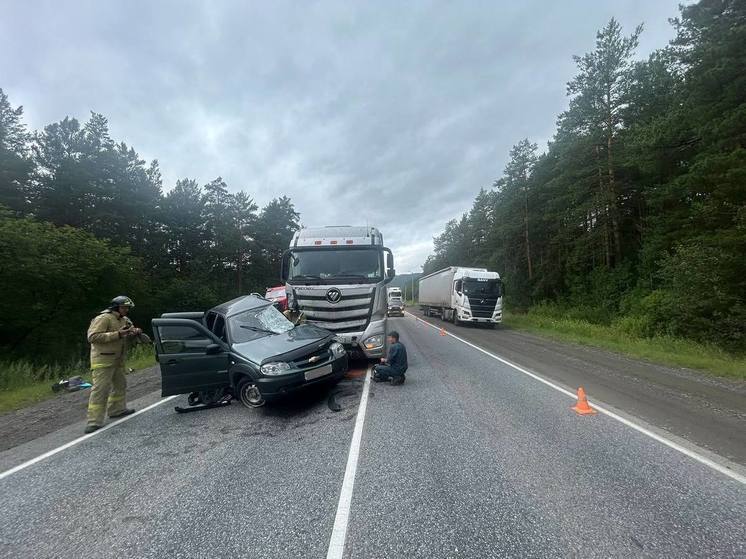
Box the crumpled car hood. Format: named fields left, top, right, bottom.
left=232, top=323, right=332, bottom=364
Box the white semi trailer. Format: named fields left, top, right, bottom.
left=419, top=266, right=503, bottom=327
left=281, top=226, right=395, bottom=359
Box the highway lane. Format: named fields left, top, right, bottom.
left=0, top=377, right=366, bottom=559
left=345, top=316, right=745, bottom=558
left=1, top=316, right=744, bottom=558
left=408, top=307, right=746, bottom=466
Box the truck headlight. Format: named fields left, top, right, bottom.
left=260, top=362, right=292, bottom=376
left=330, top=342, right=346, bottom=357
left=363, top=335, right=384, bottom=349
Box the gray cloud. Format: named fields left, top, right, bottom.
left=0, top=0, right=682, bottom=270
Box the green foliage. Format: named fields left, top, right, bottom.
left=0, top=344, right=155, bottom=413
left=0, top=86, right=301, bottom=366
left=426, top=1, right=746, bottom=352
left=506, top=310, right=745, bottom=379
left=0, top=210, right=144, bottom=359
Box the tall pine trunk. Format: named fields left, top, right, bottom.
left=606, top=100, right=622, bottom=266
left=523, top=185, right=533, bottom=280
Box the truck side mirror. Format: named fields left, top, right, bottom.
left=383, top=248, right=395, bottom=283
left=280, top=251, right=290, bottom=282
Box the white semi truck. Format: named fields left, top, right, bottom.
left=387, top=287, right=404, bottom=317
left=281, top=226, right=395, bottom=359
left=419, top=266, right=503, bottom=327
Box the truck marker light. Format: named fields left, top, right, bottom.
left=346, top=240, right=354, bottom=244
left=330, top=240, right=338, bottom=244
left=315, top=240, right=322, bottom=245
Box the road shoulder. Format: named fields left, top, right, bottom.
left=0, top=366, right=161, bottom=452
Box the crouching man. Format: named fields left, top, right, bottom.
left=373, top=331, right=408, bottom=385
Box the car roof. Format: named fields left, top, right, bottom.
left=210, top=295, right=271, bottom=317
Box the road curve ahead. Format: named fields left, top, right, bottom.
left=0, top=315, right=744, bottom=558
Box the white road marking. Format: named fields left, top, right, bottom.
left=406, top=312, right=746, bottom=485
left=0, top=395, right=179, bottom=481
left=326, top=368, right=372, bottom=559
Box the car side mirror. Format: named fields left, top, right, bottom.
left=205, top=343, right=223, bottom=355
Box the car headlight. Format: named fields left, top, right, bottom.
left=260, top=362, right=292, bottom=375
left=363, top=335, right=384, bottom=350
left=330, top=342, right=346, bottom=357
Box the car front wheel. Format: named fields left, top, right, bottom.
left=236, top=377, right=266, bottom=408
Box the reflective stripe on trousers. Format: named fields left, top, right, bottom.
left=86, top=364, right=127, bottom=427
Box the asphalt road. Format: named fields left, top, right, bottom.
left=1, top=315, right=744, bottom=558
left=408, top=307, right=746, bottom=467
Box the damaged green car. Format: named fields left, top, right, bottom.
left=152, top=295, right=349, bottom=408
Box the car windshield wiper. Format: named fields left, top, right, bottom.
left=239, top=325, right=275, bottom=335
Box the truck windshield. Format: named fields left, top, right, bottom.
left=288, top=248, right=382, bottom=283
left=229, top=305, right=294, bottom=343
left=463, top=279, right=501, bottom=297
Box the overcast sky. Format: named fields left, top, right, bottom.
left=1, top=0, right=683, bottom=271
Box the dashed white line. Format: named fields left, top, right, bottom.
left=0, top=395, right=179, bottom=481
left=326, top=368, right=372, bottom=559
left=406, top=311, right=746, bottom=485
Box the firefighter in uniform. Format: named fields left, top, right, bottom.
left=85, top=296, right=150, bottom=433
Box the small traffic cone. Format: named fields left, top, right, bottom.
left=572, top=387, right=597, bottom=415
left=439, top=327, right=447, bottom=336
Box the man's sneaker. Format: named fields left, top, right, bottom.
left=390, top=375, right=406, bottom=386
left=109, top=408, right=136, bottom=418
left=84, top=424, right=101, bottom=434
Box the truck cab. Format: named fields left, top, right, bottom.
left=281, top=226, right=395, bottom=360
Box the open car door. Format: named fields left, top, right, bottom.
left=152, top=318, right=231, bottom=397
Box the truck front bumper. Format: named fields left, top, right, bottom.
left=334, top=318, right=387, bottom=359
left=457, top=310, right=502, bottom=323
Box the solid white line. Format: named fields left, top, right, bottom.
left=326, top=368, right=372, bottom=559
left=0, top=395, right=179, bottom=481
left=406, top=311, right=746, bottom=485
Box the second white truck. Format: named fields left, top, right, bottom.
left=419, top=266, right=503, bottom=327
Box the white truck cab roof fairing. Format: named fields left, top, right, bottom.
left=292, top=226, right=383, bottom=247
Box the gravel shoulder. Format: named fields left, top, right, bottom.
left=0, top=366, right=161, bottom=452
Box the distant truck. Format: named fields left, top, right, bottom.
left=419, top=266, right=503, bottom=327
left=280, top=226, right=395, bottom=359
left=387, top=287, right=404, bottom=317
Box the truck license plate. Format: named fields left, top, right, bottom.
left=305, top=364, right=332, bottom=381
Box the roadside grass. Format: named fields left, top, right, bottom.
left=504, top=311, right=746, bottom=380
left=0, top=344, right=156, bottom=414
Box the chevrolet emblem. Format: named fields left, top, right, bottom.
left=309, top=356, right=320, bottom=363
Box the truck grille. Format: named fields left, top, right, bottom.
left=467, top=296, right=498, bottom=318
left=294, top=286, right=375, bottom=333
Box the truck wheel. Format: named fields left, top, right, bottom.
left=237, top=378, right=265, bottom=408
left=452, top=312, right=460, bottom=326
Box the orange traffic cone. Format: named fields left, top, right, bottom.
left=572, top=387, right=597, bottom=415
left=439, top=327, right=447, bottom=337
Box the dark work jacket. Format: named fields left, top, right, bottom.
left=387, top=342, right=408, bottom=374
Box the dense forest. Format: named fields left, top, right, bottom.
left=0, top=93, right=299, bottom=362
left=424, top=1, right=745, bottom=351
